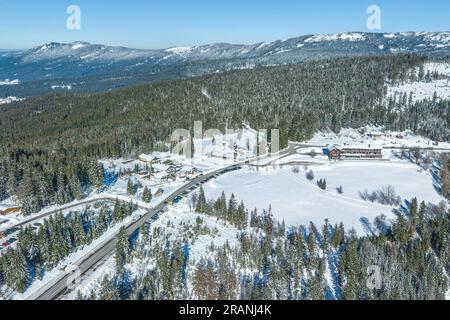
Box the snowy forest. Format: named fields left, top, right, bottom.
left=0, top=54, right=449, bottom=215
left=0, top=200, right=136, bottom=295
left=75, top=188, right=450, bottom=300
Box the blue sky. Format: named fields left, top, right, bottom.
left=1, top=0, right=449, bottom=49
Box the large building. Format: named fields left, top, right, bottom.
left=327, top=146, right=383, bottom=160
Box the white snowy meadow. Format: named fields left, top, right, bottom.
left=386, top=62, right=450, bottom=102
left=202, top=160, right=443, bottom=235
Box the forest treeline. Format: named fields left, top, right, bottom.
left=0, top=54, right=449, bottom=213
left=79, top=191, right=450, bottom=300
left=0, top=200, right=135, bottom=294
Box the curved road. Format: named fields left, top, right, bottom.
left=27, top=145, right=298, bottom=300
left=28, top=141, right=450, bottom=300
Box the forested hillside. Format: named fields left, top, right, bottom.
left=0, top=54, right=449, bottom=214
left=77, top=192, right=450, bottom=300
left=2, top=32, right=450, bottom=98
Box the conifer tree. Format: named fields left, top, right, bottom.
left=142, top=186, right=152, bottom=203
left=195, top=186, right=207, bottom=213
left=115, top=227, right=131, bottom=272
left=127, top=179, right=135, bottom=196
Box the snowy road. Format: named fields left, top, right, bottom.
left=26, top=146, right=297, bottom=300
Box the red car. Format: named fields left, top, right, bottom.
left=2, top=242, right=10, bottom=248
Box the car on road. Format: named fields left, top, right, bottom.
left=9, top=237, right=17, bottom=243
left=173, top=196, right=183, bottom=204
left=2, top=242, right=10, bottom=248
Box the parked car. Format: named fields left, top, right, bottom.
left=173, top=196, right=183, bottom=204
left=2, top=242, right=10, bottom=248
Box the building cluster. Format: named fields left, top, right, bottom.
left=138, top=154, right=200, bottom=183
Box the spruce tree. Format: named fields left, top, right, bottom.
left=127, top=179, right=135, bottom=196
left=195, top=186, right=207, bottom=213
left=142, top=186, right=152, bottom=203
left=115, top=227, right=131, bottom=272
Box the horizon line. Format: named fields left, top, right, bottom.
left=2, top=30, right=450, bottom=51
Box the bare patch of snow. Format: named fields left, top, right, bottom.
left=383, top=33, right=397, bottom=39
left=305, top=33, right=366, bottom=43
left=425, top=32, right=450, bottom=44
left=0, top=79, right=19, bottom=85
left=51, top=84, right=73, bottom=90
left=0, top=96, right=22, bottom=105
left=387, top=80, right=450, bottom=102
left=165, top=47, right=193, bottom=55
left=71, top=43, right=86, bottom=50
left=385, top=63, right=450, bottom=102
left=201, top=87, right=212, bottom=100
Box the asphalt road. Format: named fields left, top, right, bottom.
left=27, top=163, right=246, bottom=300
left=18, top=141, right=450, bottom=299
left=27, top=141, right=449, bottom=300
left=0, top=197, right=116, bottom=233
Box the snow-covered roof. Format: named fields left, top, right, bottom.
left=341, top=146, right=382, bottom=150
left=153, top=163, right=167, bottom=172
left=138, top=154, right=155, bottom=162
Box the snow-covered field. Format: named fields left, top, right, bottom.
left=308, top=127, right=450, bottom=149
left=305, top=32, right=366, bottom=43
left=0, top=79, right=19, bottom=85
left=51, top=84, right=72, bottom=90
left=387, top=79, right=450, bottom=102
left=202, top=160, right=444, bottom=234
left=0, top=96, right=22, bottom=105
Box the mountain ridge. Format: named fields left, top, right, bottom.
left=1, top=31, right=449, bottom=98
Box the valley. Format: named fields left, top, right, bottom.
left=0, top=31, right=449, bottom=302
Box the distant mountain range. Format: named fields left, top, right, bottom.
left=1, top=32, right=449, bottom=98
